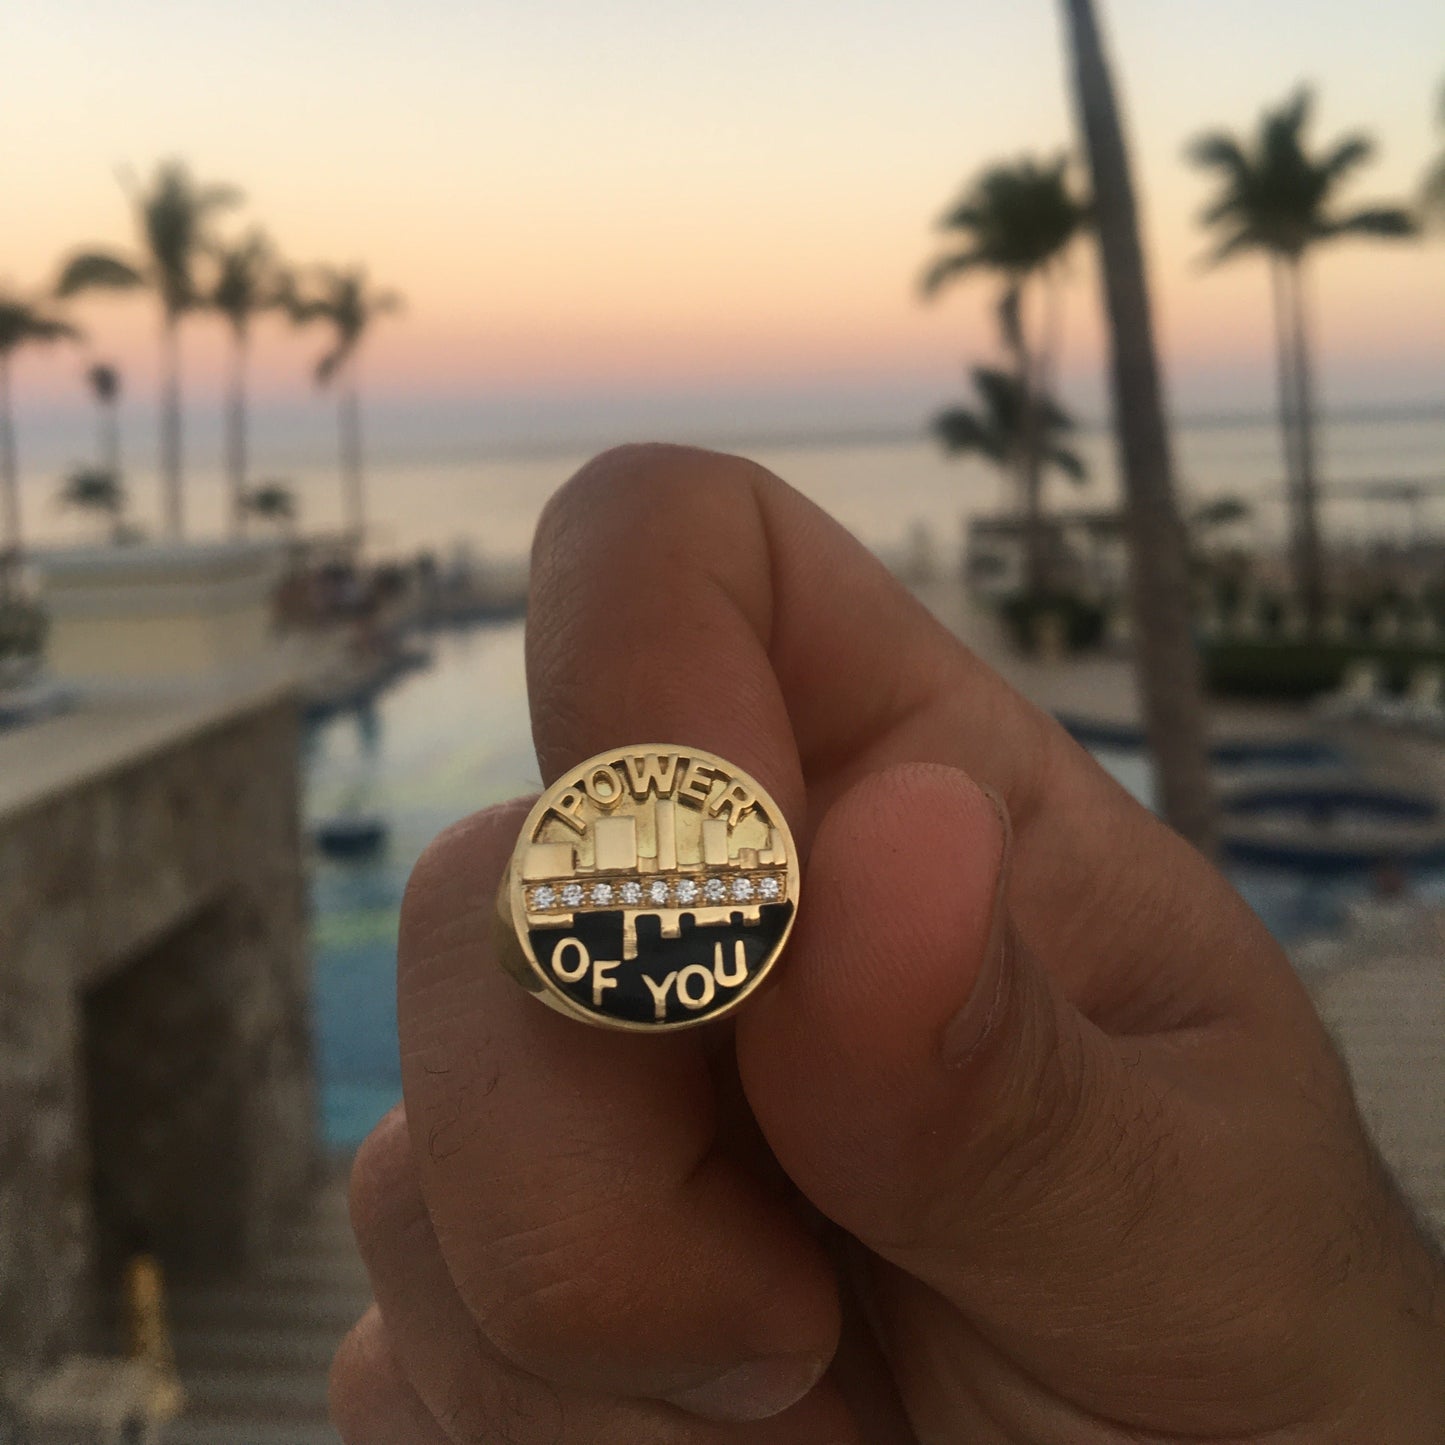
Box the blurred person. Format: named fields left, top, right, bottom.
left=333, top=446, right=1445, bottom=1444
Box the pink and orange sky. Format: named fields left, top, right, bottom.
left=5, top=0, right=1444, bottom=435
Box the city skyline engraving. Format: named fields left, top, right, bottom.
left=507, top=747, right=798, bottom=1028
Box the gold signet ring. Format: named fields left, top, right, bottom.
left=497, top=745, right=799, bottom=1031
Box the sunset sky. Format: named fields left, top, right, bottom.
left=5, top=0, right=1443, bottom=441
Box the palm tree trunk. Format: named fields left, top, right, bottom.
left=227, top=329, right=248, bottom=537
left=1009, top=285, right=1048, bottom=601
left=1268, top=258, right=1301, bottom=490
left=101, top=401, right=121, bottom=482
left=339, top=374, right=365, bottom=546
left=0, top=355, right=19, bottom=596
left=1268, top=256, right=1303, bottom=606
left=160, top=313, right=183, bottom=539
left=1285, top=257, right=1326, bottom=630
left=1059, top=0, right=1217, bottom=853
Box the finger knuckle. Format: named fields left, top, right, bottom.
left=348, top=1105, right=416, bottom=1263
left=478, top=1214, right=632, bottom=1378
left=328, top=1317, right=389, bottom=1443
left=439, top=1366, right=569, bottom=1445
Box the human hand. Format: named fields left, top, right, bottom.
left=333, top=445, right=1445, bottom=1444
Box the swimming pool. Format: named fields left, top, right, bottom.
left=305, top=625, right=535, bottom=1148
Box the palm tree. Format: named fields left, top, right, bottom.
left=59, top=467, right=127, bottom=542
left=1423, top=81, right=1445, bottom=225
left=1188, top=89, right=1416, bottom=629
left=935, top=364, right=1086, bottom=502
left=55, top=161, right=243, bottom=540
left=937, top=367, right=1088, bottom=617
left=241, top=480, right=297, bottom=536
left=1058, top=0, right=1216, bottom=852
left=86, top=362, right=122, bottom=479
left=0, top=295, right=82, bottom=588
left=210, top=232, right=288, bottom=535
left=921, top=158, right=1090, bottom=595
left=289, top=267, right=402, bottom=545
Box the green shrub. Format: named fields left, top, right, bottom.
left=1202, top=638, right=1445, bottom=701
left=998, top=592, right=1107, bottom=654
left=0, top=598, right=47, bottom=662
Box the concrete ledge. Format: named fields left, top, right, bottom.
left=0, top=657, right=303, bottom=826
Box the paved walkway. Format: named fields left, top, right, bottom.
left=1300, top=906, right=1445, bottom=1243
left=908, top=576, right=1305, bottom=741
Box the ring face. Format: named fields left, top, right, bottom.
left=502, top=745, right=798, bottom=1031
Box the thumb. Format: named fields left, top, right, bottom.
left=736, top=763, right=1174, bottom=1323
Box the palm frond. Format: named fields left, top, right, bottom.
left=1186, top=133, right=1249, bottom=178
left=1191, top=86, right=1413, bottom=262
left=1324, top=206, right=1417, bottom=239
left=0, top=298, right=83, bottom=352
left=932, top=406, right=1001, bottom=460
left=1203, top=228, right=1262, bottom=267
left=1279, top=84, right=1314, bottom=137
left=1423, top=154, right=1445, bottom=223
left=919, top=250, right=985, bottom=299
left=56, top=251, right=144, bottom=297
left=26, top=316, right=82, bottom=344
left=197, top=183, right=245, bottom=214
left=997, top=284, right=1023, bottom=355
left=1046, top=444, right=1088, bottom=483
left=1319, top=134, right=1373, bottom=181
left=932, top=362, right=1080, bottom=478
left=315, top=343, right=350, bottom=387
left=925, top=156, right=1089, bottom=290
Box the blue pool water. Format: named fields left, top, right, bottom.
left=305, top=625, right=536, bottom=1149
left=304, top=627, right=1441, bottom=1149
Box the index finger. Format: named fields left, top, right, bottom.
left=526, top=443, right=1270, bottom=1028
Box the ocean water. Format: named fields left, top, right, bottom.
left=22, top=412, right=1445, bottom=565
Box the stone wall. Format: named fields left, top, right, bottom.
left=0, top=693, right=317, bottom=1377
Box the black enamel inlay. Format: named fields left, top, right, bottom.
left=529, top=902, right=794, bottom=1025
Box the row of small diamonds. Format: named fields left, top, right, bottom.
left=529, top=873, right=784, bottom=913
